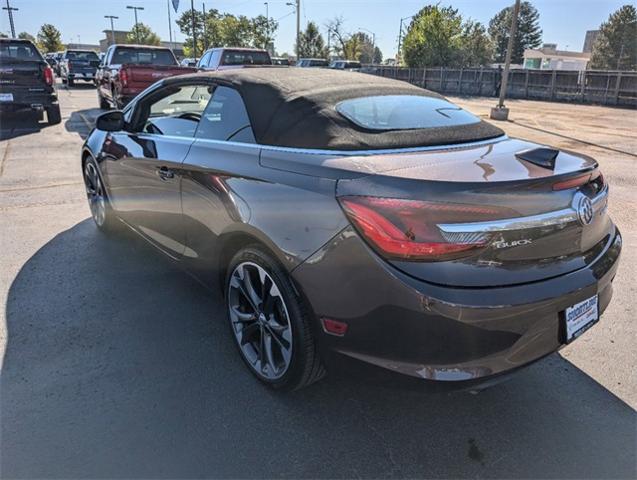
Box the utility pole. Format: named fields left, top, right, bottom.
left=126, top=5, right=144, bottom=43
left=167, top=0, right=174, bottom=52
left=359, top=27, right=375, bottom=63
left=285, top=0, right=300, bottom=59
left=490, top=0, right=521, bottom=120
left=264, top=2, right=269, bottom=50
left=104, top=15, right=118, bottom=46
left=190, top=0, right=197, bottom=58
left=3, top=0, right=18, bottom=38
left=396, top=15, right=413, bottom=65
left=202, top=2, right=207, bottom=51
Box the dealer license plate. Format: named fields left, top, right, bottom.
left=0, top=93, right=14, bottom=102
left=564, top=294, right=598, bottom=342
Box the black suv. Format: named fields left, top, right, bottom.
left=0, top=38, right=61, bottom=124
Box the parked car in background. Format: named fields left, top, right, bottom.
left=0, top=38, right=60, bottom=124
left=0, top=38, right=62, bottom=125
left=196, top=47, right=272, bottom=70
left=180, top=57, right=198, bottom=67
left=82, top=69, right=621, bottom=391
left=271, top=57, right=290, bottom=66
left=330, top=60, right=361, bottom=70
left=59, top=49, right=100, bottom=86
left=52, top=51, right=64, bottom=75
left=96, top=44, right=196, bottom=109
left=44, top=52, right=56, bottom=67
left=296, top=58, right=329, bottom=67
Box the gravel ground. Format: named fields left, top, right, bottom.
left=0, top=83, right=635, bottom=479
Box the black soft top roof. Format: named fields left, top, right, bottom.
left=175, top=68, right=504, bottom=151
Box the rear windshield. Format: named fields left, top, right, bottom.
left=0, top=42, right=41, bottom=61
left=112, top=48, right=176, bottom=65
left=221, top=50, right=271, bottom=66
left=309, top=59, right=328, bottom=67
left=336, top=95, right=481, bottom=130
left=66, top=50, right=99, bottom=61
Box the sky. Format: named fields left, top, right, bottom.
left=0, top=0, right=628, bottom=58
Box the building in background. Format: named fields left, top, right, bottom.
left=98, top=30, right=186, bottom=58
left=583, top=30, right=600, bottom=53
left=523, top=43, right=591, bottom=71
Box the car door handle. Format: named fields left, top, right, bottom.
left=157, top=166, right=175, bottom=180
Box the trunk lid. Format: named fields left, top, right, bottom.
left=335, top=138, right=613, bottom=287
left=0, top=59, right=46, bottom=90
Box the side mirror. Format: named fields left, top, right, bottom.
left=96, top=110, right=125, bottom=132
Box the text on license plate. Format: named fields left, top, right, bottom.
left=0, top=93, right=14, bottom=102
left=565, top=294, right=598, bottom=342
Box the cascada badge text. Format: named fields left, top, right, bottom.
left=492, top=238, right=533, bottom=249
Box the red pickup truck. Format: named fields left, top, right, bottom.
left=96, top=45, right=195, bottom=109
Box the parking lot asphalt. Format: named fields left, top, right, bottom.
left=1, top=81, right=635, bottom=479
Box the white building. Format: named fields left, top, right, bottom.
left=523, top=44, right=590, bottom=71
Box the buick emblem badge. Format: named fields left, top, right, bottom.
left=577, top=195, right=594, bottom=226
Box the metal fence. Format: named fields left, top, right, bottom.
left=362, top=66, right=637, bottom=107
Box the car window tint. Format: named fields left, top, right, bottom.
left=112, top=48, right=176, bottom=65
left=220, top=50, right=270, bottom=66
left=0, top=42, right=40, bottom=60
left=195, top=86, right=254, bottom=143
left=198, top=51, right=211, bottom=68
left=336, top=95, right=481, bottom=130
left=144, top=85, right=212, bottom=137
left=66, top=50, right=99, bottom=61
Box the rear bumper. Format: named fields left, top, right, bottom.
left=292, top=225, right=622, bottom=384
left=0, top=90, right=58, bottom=112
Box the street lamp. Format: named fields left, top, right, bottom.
left=285, top=0, right=300, bottom=60
left=264, top=2, right=269, bottom=50
left=104, top=15, right=118, bottom=46
left=490, top=0, right=521, bottom=120
left=397, top=15, right=413, bottom=64
left=126, top=5, right=144, bottom=43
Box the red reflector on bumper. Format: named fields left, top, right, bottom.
left=321, top=318, right=348, bottom=336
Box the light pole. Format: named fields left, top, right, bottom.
left=397, top=15, right=413, bottom=65
left=126, top=5, right=144, bottom=43
left=286, top=0, right=300, bottom=60
left=202, top=2, right=207, bottom=51
left=2, top=0, right=18, bottom=38
left=190, top=0, right=197, bottom=58
left=104, top=15, right=118, bottom=46
left=490, top=0, right=521, bottom=120
left=359, top=27, right=376, bottom=63
left=264, top=2, right=269, bottom=50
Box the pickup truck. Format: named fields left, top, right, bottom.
left=59, top=49, right=100, bottom=86
left=0, top=38, right=60, bottom=124
left=196, top=47, right=272, bottom=71
left=96, top=45, right=195, bottom=109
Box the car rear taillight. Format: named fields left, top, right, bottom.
left=338, top=196, right=515, bottom=262
left=43, top=66, right=54, bottom=86
left=119, top=69, right=128, bottom=87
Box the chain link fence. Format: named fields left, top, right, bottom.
left=362, top=66, right=637, bottom=107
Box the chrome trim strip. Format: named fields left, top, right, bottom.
left=189, top=134, right=509, bottom=156
left=438, top=186, right=608, bottom=234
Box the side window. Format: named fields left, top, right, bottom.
left=198, top=51, right=211, bottom=68
left=195, top=86, right=254, bottom=143
left=141, top=84, right=212, bottom=137
left=209, top=50, right=221, bottom=68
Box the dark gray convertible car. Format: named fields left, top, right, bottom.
left=82, top=69, right=621, bottom=390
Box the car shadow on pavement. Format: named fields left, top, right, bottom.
left=0, top=111, right=50, bottom=141
left=2, top=220, right=636, bottom=479
left=64, top=108, right=102, bottom=140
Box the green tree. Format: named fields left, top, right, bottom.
left=297, top=22, right=328, bottom=58
left=589, top=5, right=637, bottom=70
left=126, top=23, right=161, bottom=45
left=402, top=6, right=463, bottom=67
left=36, top=24, right=63, bottom=53
left=458, top=21, right=493, bottom=67
left=373, top=46, right=383, bottom=64
left=18, top=32, right=36, bottom=42
left=177, top=9, right=279, bottom=56
left=0, top=32, right=7, bottom=39
left=488, top=1, right=542, bottom=64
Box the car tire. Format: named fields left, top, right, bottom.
left=83, top=156, right=119, bottom=233
left=225, top=246, right=326, bottom=391
left=47, top=105, right=62, bottom=125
